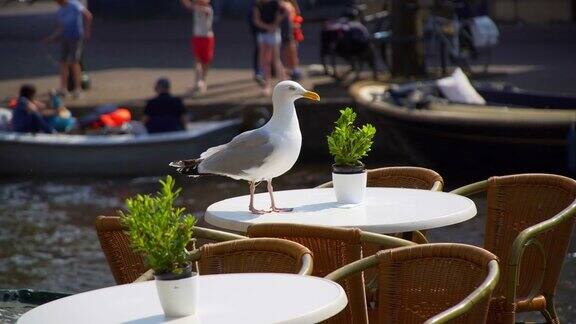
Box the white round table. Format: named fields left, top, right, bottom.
left=205, top=188, right=476, bottom=233
left=18, top=273, right=347, bottom=324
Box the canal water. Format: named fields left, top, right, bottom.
left=1, top=163, right=574, bottom=322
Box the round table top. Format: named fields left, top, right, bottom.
left=18, top=273, right=347, bottom=324
left=205, top=188, right=476, bottom=233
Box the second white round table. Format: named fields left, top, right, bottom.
left=205, top=187, right=476, bottom=233
left=18, top=273, right=347, bottom=324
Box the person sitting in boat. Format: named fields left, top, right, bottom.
left=142, top=78, right=188, bottom=134
left=11, top=84, right=54, bottom=134
left=45, top=90, right=77, bottom=133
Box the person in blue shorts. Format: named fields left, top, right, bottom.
left=252, top=0, right=286, bottom=95
left=44, top=0, right=93, bottom=99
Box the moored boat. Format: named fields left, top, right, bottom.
left=351, top=80, right=576, bottom=180
left=0, top=119, right=241, bottom=177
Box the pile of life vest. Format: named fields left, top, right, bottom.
left=78, top=104, right=132, bottom=130
left=93, top=108, right=131, bottom=128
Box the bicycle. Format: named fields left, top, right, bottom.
left=424, top=0, right=498, bottom=75
left=319, top=5, right=388, bottom=82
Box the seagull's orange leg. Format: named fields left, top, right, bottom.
left=249, top=181, right=268, bottom=214
left=267, top=180, right=293, bottom=213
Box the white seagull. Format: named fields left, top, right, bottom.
left=170, top=81, right=320, bottom=214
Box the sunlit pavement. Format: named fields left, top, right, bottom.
left=2, top=2, right=576, bottom=108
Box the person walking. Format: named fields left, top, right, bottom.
left=280, top=0, right=302, bottom=80
left=247, top=0, right=264, bottom=85
left=142, top=78, right=188, bottom=134
left=253, top=0, right=285, bottom=95
left=44, top=0, right=92, bottom=99
left=181, top=0, right=215, bottom=94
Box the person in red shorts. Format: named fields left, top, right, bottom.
left=181, top=0, right=214, bottom=93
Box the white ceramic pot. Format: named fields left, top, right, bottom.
left=155, top=271, right=198, bottom=318
left=332, top=171, right=367, bottom=204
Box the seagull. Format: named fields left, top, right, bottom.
left=169, top=81, right=320, bottom=214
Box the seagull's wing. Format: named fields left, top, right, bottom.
left=198, top=128, right=276, bottom=178
left=199, top=128, right=259, bottom=159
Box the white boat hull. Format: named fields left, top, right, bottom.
left=0, top=120, right=241, bottom=176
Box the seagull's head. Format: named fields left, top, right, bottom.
left=273, top=80, right=320, bottom=102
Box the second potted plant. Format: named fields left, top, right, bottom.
left=120, top=176, right=197, bottom=318
left=327, top=107, right=376, bottom=204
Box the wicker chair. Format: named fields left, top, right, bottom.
left=316, top=166, right=444, bottom=191
left=247, top=223, right=415, bottom=324
left=451, top=174, right=576, bottom=324
left=326, top=243, right=500, bottom=324
left=192, top=238, right=312, bottom=275
left=135, top=238, right=314, bottom=282
left=317, top=166, right=443, bottom=244
left=94, top=215, right=246, bottom=285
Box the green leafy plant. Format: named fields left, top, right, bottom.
left=327, top=107, right=376, bottom=166
left=120, top=176, right=196, bottom=276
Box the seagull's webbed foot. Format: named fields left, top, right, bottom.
left=269, top=207, right=294, bottom=213
left=249, top=181, right=269, bottom=214
left=249, top=206, right=269, bottom=215
left=265, top=180, right=293, bottom=213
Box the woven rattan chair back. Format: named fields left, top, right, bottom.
left=95, top=216, right=148, bottom=285
left=317, top=166, right=444, bottom=191
left=247, top=223, right=367, bottom=324
left=95, top=216, right=245, bottom=285
left=197, top=238, right=312, bottom=275
left=376, top=244, right=498, bottom=324
left=484, top=174, right=576, bottom=317
left=366, top=167, right=443, bottom=189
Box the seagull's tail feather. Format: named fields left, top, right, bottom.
left=169, top=159, right=203, bottom=178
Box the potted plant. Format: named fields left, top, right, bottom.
left=327, top=107, right=376, bottom=204
left=120, top=176, right=197, bottom=318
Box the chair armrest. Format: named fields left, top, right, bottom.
left=187, top=248, right=202, bottom=262
left=298, top=254, right=314, bottom=275
left=431, top=180, right=444, bottom=192
left=411, top=230, right=430, bottom=244
left=325, top=254, right=379, bottom=282
left=360, top=231, right=416, bottom=248
left=505, top=199, right=576, bottom=303
left=316, top=181, right=333, bottom=188
left=450, top=180, right=488, bottom=197
left=133, top=269, right=154, bottom=283
left=425, top=260, right=500, bottom=324
left=193, top=227, right=246, bottom=241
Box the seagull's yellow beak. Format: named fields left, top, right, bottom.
left=302, top=90, right=320, bottom=101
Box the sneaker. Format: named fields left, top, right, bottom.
left=198, top=81, right=207, bottom=93
left=291, top=69, right=302, bottom=81
left=254, top=74, right=265, bottom=86
left=72, top=90, right=84, bottom=100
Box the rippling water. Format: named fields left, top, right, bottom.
left=0, top=163, right=574, bottom=322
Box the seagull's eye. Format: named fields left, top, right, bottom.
left=289, top=86, right=296, bottom=91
